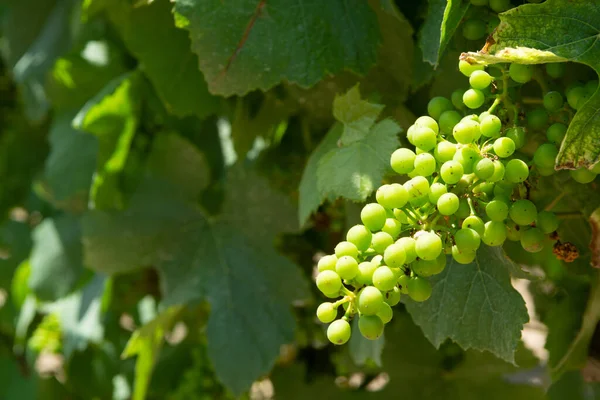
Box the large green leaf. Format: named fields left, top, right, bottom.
left=173, top=0, right=380, bottom=96
left=333, top=85, right=384, bottom=145
left=83, top=164, right=308, bottom=395
left=108, top=0, right=219, bottom=118
left=460, top=0, right=600, bottom=169
left=348, top=317, right=384, bottom=366
left=419, top=0, right=470, bottom=67
left=29, top=214, right=85, bottom=301
left=404, top=246, right=529, bottom=363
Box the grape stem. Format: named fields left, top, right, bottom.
left=332, top=296, right=352, bottom=309
left=340, top=287, right=354, bottom=297
left=533, top=69, right=550, bottom=93
left=555, top=212, right=584, bottom=220
left=487, top=96, right=502, bottom=114
left=401, top=205, right=423, bottom=224
left=467, top=197, right=478, bottom=215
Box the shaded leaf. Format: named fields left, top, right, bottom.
left=348, top=317, right=384, bottom=366
left=333, top=84, right=384, bottom=145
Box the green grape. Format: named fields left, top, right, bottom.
left=391, top=148, right=416, bottom=175
left=456, top=198, right=471, bottom=219
left=415, top=231, right=443, bottom=261
left=437, top=193, right=460, bottom=215
left=405, top=176, right=430, bottom=201
left=487, top=15, right=500, bottom=33
left=505, top=159, right=530, bottom=183
left=567, top=86, right=587, bottom=109
left=505, top=127, right=527, bottom=149
left=473, top=181, right=495, bottom=196
left=435, top=141, right=457, bottom=163
left=377, top=183, right=409, bottom=209
left=356, top=261, right=377, bottom=285
left=462, top=215, right=485, bottom=236
left=439, top=110, right=462, bottom=134
left=585, top=80, right=599, bottom=94
left=394, top=209, right=409, bottom=224
left=384, top=243, right=407, bottom=268
left=459, top=60, right=485, bottom=77
left=428, top=182, right=448, bottom=204
left=546, top=63, right=565, bottom=79
left=533, top=143, right=558, bottom=169
left=412, top=254, right=446, bottom=277
left=336, top=256, right=359, bottom=280
left=385, top=287, right=401, bottom=306
left=527, top=108, right=549, bottom=130
left=377, top=303, right=394, bottom=324
left=486, top=199, right=509, bottom=222
left=489, top=0, right=511, bottom=12
left=440, top=160, right=465, bottom=184
left=397, top=274, right=410, bottom=294
left=318, top=255, right=337, bottom=272
left=488, top=160, right=506, bottom=182
left=415, top=116, right=440, bottom=134
left=505, top=220, right=521, bottom=241
left=358, top=315, right=384, bottom=340
left=520, top=227, right=545, bottom=253
left=316, top=270, right=342, bottom=294
left=346, top=225, right=372, bottom=252
left=463, top=19, right=487, bottom=41
left=543, top=91, right=564, bottom=112
left=396, top=237, right=418, bottom=263
left=373, top=266, right=397, bottom=292
left=382, top=218, right=402, bottom=239
left=570, top=168, right=597, bottom=184
left=361, top=203, right=387, bottom=231
left=414, top=153, right=437, bottom=176
left=454, top=146, right=481, bottom=174
left=372, top=231, right=394, bottom=254
left=474, top=158, right=495, bottom=180
left=493, top=137, right=516, bottom=158
left=357, top=286, right=384, bottom=315
left=428, top=96, right=454, bottom=120
left=482, top=221, right=507, bottom=246
left=493, top=180, right=514, bottom=199
left=510, top=199, right=538, bottom=226
left=454, top=228, right=481, bottom=252
left=509, top=63, right=533, bottom=83
left=452, top=89, right=467, bottom=109
left=411, top=126, right=437, bottom=151
left=316, top=302, right=337, bottom=323
left=335, top=241, right=358, bottom=259
left=452, top=245, right=477, bottom=264
left=546, top=123, right=567, bottom=145
left=327, top=319, right=351, bottom=345
left=463, top=88, right=486, bottom=109
left=407, top=277, right=432, bottom=302
left=470, top=70, right=493, bottom=89
left=536, top=210, right=559, bottom=234
left=479, top=114, right=502, bottom=138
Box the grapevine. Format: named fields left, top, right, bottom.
left=315, top=57, right=598, bottom=344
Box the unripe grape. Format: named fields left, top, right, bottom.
left=356, top=261, right=378, bottom=285
left=520, top=227, right=545, bottom=253
left=510, top=199, right=537, bottom=226
left=459, top=60, right=485, bottom=77
left=439, top=110, right=462, bottom=134
left=335, top=241, right=358, bottom=259
left=452, top=89, right=467, bottom=109
left=394, top=209, right=409, bottom=224
left=567, top=86, right=587, bottom=110
left=373, top=266, right=397, bottom=292
left=488, top=160, right=505, bottom=182
left=546, top=123, right=567, bottom=145
left=384, top=243, right=407, bottom=268
left=463, top=88, right=486, bottom=109
left=377, top=303, right=394, bottom=324
left=357, top=286, right=384, bottom=315
left=452, top=245, right=477, bottom=264
left=377, top=183, right=409, bottom=209
left=506, top=127, right=527, bottom=149
left=489, top=0, right=511, bottom=12
left=346, top=225, right=372, bottom=252
left=428, top=96, right=453, bottom=120
left=415, top=116, right=439, bottom=134
left=327, top=319, right=351, bottom=345
left=480, top=114, right=502, bottom=138
left=428, top=182, right=448, bottom=204
left=454, top=146, right=481, bottom=174
left=454, top=228, right=481, bottom=252
left=505, top=220, right=521, bottom=241
left=405, top=176, right=430, bottom=201
left=493, top=137, right=516, bottom=158
left=414, top=153, right=437, bottom=176
left=509, top=63, right=533, bottom=83
left=434, top=141, right=457, bottom=163
left=570, top=168, right=597, bottom=184
left=462, top=215, right=485, bottom=236
left=482, top=221, right=507, bottom=246
left=463, top=19, right=487, bottom=41
left=316, top=270, right=342, bottom=294
left=505, top=159, right=529, bottom=183
left=318, top=254, right=337, bottom=272
left=407, top=277, right=432, bottom=302
left=396, top=237, right=418, bottom=263
left=474, top=158, right=495, bottom=180
left=361, top=203, right=387, bottom=231
left=397, top=274, right=410, bottom=294
left=486, top=199, right=509, bottom=222
left=371, top=231, right=394, bottom=254
left=382, top=218, right=402, bottom=239
left=316, top=302, right=337, bottom=323
left=536, top=210, right=559, bottom=234
left=415, top=231, right=443, bottom=261
left=546, top=63, right=565, bottom=79
left=527, top=108, right=549, bottom=131
left=437, top=193, right=460, bottom=215
left=336, top=256, right=359, bottom=280
left=439, top=160, right=464, bottom=184
left=358, top=315, right=384, bottom=340
left=470, top=70, right=493, bottom=89
left=412, top=126, right=437, bottom=151
left=391, top=148, right=416, bottom=175
left=412, top=254, right=446, bottom=277
left=385, top=287, right=401, bottom=306
left=543, top=91, right=564, bottom=112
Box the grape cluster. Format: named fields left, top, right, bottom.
left=315, top=58, right=598, bottom=345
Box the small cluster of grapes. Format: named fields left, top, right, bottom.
left=315, top=58, right=596, bottom=345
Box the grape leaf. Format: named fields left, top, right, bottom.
left=44, top=112, right=98, bottom=212
left=173, top=0, right=380, bottom=96
left=28, top=215, right=86, bottom=302
left=0, top=356, right=38, bottom=400
left=317, top=118, right=400, bottom=203
left=404, top=246, right=529, bottom=363
left=460, top=0, right=600, bottom=169
left=83, top=164, right=309, bottom=395
left=348, top=317, right=384, bottom=366
left=122, top=306, right=183, bottom=400
left=419, top=0, right=469, bottom=67
left=333, top=84, right=384, bottom=145
left=298, top=125, right=342, bottom=225
left=107, top=0, right=219, bottom=119
left=74, top=72, right=141, bottom=210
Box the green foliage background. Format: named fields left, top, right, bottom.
left=0, top=0, right=600, bottom=398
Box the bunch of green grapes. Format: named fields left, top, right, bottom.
left=315, top=58, right=598, bottom=345
left=28, top=313, right=62, bottom=354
